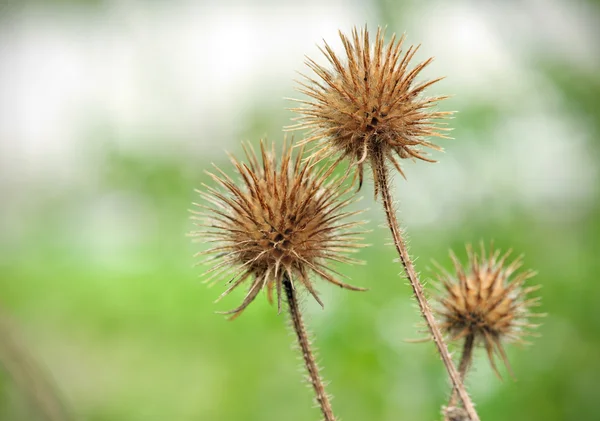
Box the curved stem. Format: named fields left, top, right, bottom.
left=372, top=154, right=480, bottom=421
left=448, top=333, right=475, bottom=409
left=283, top=275, right=336, bottom=421
left=0, top=309, right=71, bottom=421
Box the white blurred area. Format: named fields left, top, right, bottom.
left=0, top=0, right=366, bottom=182
left=401, top=0, right=600, bottom=227
left=0, top=0, right=598, bottom=228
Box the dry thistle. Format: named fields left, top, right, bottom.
left=290, top=25, right=451, bottom=190
left=434, top=243, right=543, bottom=379
left=290, top=25, right=478, bottom=420
left=190, top=139, right=368, bottom=421
left=190, top=140, right=366, bottom=318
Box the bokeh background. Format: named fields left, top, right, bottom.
left=1, top=0, right=599, bottom=420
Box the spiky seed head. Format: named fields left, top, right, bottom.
left=433, top=243, right=543, bottom=378
left=190, top=140, right=367, bottom=319
left=289, top=25, right=452, bottom=187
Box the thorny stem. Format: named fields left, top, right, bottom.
left=283, top=275, right=336, bottom=421
left=0, top=309, right=71, bottom=421
left=372, top=153, right=480, bottom=421
left=448, top=333, right=475, bottom=410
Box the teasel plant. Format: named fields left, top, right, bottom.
left=189, top=140, right=368, bottom=421
left=288, top=25, right=481, bottom=420
left=432, top=243, right=543, bottom=420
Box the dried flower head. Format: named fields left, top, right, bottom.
left=433, top=243, right=542, bottom=377
left=190, top=140, right=366, bottom=319
left=290, top=25, right=452, bottom=188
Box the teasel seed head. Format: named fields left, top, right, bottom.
left=289, top=25, right=452, bottom=189
left=433, top=243, right=543, bottom=378
left=190, top=139, right=367, bottom=319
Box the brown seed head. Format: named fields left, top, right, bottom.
left=433, top=243, right=542, bottom=378
left=190, top=140, right=367, bottom=319
left=290, top=25, right=452, bottom=187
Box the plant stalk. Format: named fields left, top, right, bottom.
left=283, top=275, right=336, bottom=421
left=372, top=154, right=480, bottom=421
left=448, top=333, right=475, bottom=410
left=0, top=309, right=71, bottom=421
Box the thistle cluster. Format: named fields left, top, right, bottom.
left=191, top=141, right=365, bottom=319
left=192, top=25, right=543, bottom=421
left=290, top=26, right=451, bottom=187
left=434, top=244, right=542, bottom=378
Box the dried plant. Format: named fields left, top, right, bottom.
left=289, top=26, right=451, bottom=190
left=188, top=23, right=546, bottom=421
left=289, top=25, right=479, bottom=421
left=190, top=139, right=367, bottom=421
left=433, top=243, right=543, bottom=416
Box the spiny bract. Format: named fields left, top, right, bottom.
left=434, top=243, right=543, bottom=377
left=290, top=25, right=452, bottom=188
left=190, top=140, right=367, bottom=319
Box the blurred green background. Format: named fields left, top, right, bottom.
left=1, top=0, right=599, bottom=420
